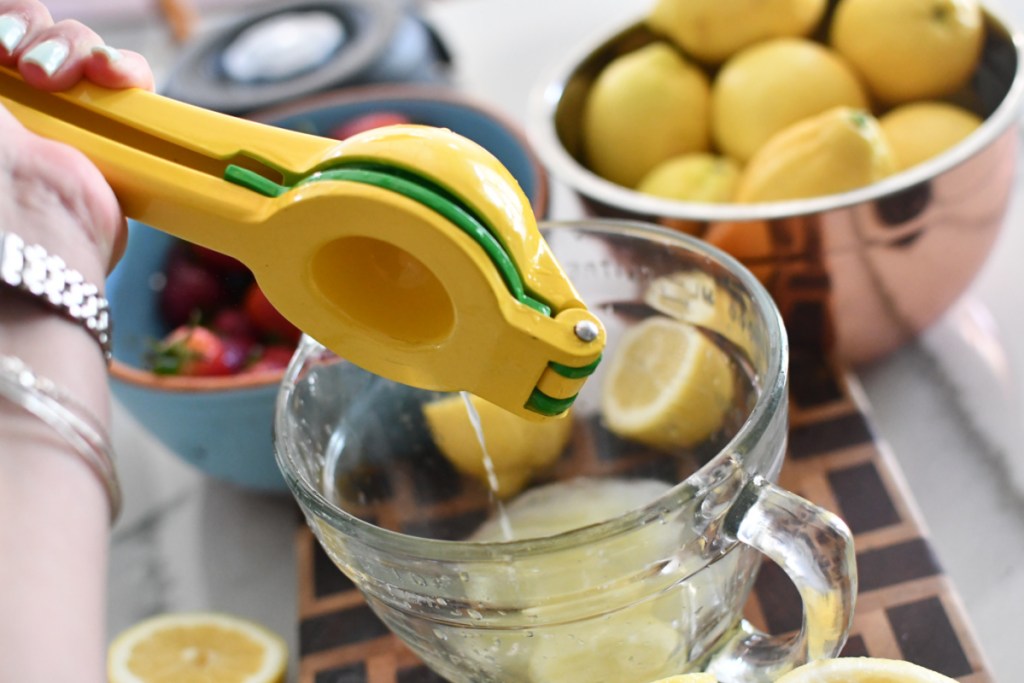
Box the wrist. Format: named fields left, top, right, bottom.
left=0, top=231, right=113, bottom=365
left=0, top=214, right=110, bottom=287
left=0, top=355, right=121, bottom=522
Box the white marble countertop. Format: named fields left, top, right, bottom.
left=98, top=1, right=1024, bottom=681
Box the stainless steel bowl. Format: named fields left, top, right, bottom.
left=528, top=6, right=1024, bottom=365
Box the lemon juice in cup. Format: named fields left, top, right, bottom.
left=276, top=220, right=857, bottom=683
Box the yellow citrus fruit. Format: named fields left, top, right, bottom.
left=601, top=317, right=734, bottom=449
left=711, top=38, right=869, bottom=164
left=830, top=0, right=984, bottom=104
left=636, top=153, right=742, bottom=203
left=423, top=393, right=573, bottom=497
left=736, top=107, right=897, bottom=203
left=582, top=42, right=711, bottom=188
left=647, top=0, right=827, bottom=64
left=528, top=614, right=681, bottom=683
left=880, top=100, right=982, bottom=170
left=646, top=675, right=718, bottom=683
left=107, top=612, right=288, bottom=683
left=775, top=657, right=958, bottom=682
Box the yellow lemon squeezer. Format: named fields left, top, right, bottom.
left=0, top=67, right=605, bottom=419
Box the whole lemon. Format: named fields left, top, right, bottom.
left=712, top=38, right=869, bottom=164
left=736, top=107, right=897, bottom=202
left=582, top=42, right=711, bottom=188
left=831, top=0, right=984, bottom=104
left=636, top=153, right=741, bottom=203
left=880, top=101, right=982, bottom=170
left=648, top=0, right=827, bottom=64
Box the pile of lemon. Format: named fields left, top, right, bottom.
left=582, top=0, right=987, bottom=203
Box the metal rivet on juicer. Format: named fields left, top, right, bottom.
left=574, top=320, right=600, bottom=342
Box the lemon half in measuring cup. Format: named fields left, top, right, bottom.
left=601, top=317, right=735, bottom=449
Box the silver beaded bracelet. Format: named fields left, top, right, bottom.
left=0, top=231, right=113, bottom=362
left=0, top=355, right=121, bottom=523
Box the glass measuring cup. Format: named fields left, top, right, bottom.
left=275, top=220, right=856, bottom=683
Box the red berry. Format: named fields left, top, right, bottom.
left=328, top=111, right=412, bottom=140
left=160, top=250, right=227, bottom=327
left=243, top=283, right=301, bottom=344
left=246, top=345, right=295, bottom=373
left=149, top=325, right=235, bottom=376
left=212, top=308, right=257, bottom=342
left=219, top=335, right=255, bottom=373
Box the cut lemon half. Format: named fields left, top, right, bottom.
left=108, top=612, right=288, bottom=683
left=601, top=317, right=735, bottom=449
left=647, top=675, right=718, bottom=683
left=776, top=657, right=958, bottom=682
left=424, top=393, right=573, bottom=498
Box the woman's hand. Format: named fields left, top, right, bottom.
left=0, top=5, right=159, bottom=679
left=0, top=0, right=154, bottom=277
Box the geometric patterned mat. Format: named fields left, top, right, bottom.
left=294, top=354, right=993, bottom=682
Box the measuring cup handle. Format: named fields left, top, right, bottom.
left=707, top=475, right=857, bottom=682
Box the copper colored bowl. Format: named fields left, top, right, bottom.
left=528, top=6, right=1024, bottom=365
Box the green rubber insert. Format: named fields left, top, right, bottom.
left=224, top=165, right=288, bottom=197
left=550, top=355, right=602, bottom=379
left=525, top=389, right=578, bottom=417
left=224, top=163, right=551, bottom=317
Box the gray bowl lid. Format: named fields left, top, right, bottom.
left=161, top=0, right=451, bottom=115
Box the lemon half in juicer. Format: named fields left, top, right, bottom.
left=0, top=67, right=604, bottom=418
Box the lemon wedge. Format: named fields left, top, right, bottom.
left=601, top=317, right=735, bottom=449
left=107, top=612, right=288, bottom=683
left=776, top=657, right=957, bottom=682
left=423, top=393, right=573, bottom=497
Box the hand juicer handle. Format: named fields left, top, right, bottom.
left=0, top=65, right=340, bottom=259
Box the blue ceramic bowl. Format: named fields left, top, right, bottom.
left=106, top=85, right=548, bottom=492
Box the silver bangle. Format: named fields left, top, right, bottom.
left=0, top=231, right=113, bottom=363
left=0, top=355, right=121, bottom=523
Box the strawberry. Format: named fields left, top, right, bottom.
left=243, top=282, right=302, bottom=344
left=148, top=325, right=242, bottom=376
left=328, top=111, right=412, bottom=140
left=246, top=345, right=295, bottom=373
left=159, top=246, right=227, bottom=327
left=212, top=308, right=258, bottom=342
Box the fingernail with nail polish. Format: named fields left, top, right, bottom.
left=91, top=45, right=123, bottom=63
left=0, top=15, right=27, bottom=54
left=22, top=39, right=70, bottom=77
